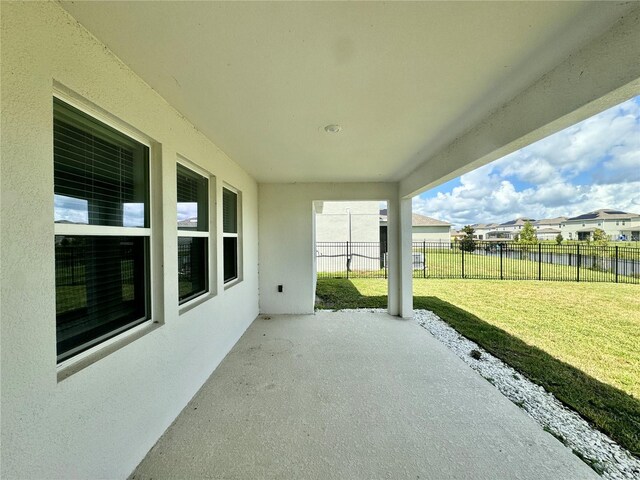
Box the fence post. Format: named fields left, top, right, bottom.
left=423, top=241, right=426, bottom=278
left=384, top=245, right=387, bottom=279
left=538, top=243, right=542, bottom=280
left=615, top=246, right=619, bottom=283
left=346, top=241, right=350, bottom=279
left=70, top=248, right=75, bottom=285
left=576, top=244, right=580, bottom=282
left=461, top=246, right=465, bottom=278
left=500, top=244, right=503, bottom=280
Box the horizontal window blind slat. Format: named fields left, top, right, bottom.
left=177, top=163, right=208, bottom=232
left=54, top=98, right=151, bottom=363
left=54, top=100, right=149, bottom=229
left=53, top=98, right=142, bottom=149
left=223, top=188, right=237, bottom=234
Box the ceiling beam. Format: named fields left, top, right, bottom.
left=400, top=8, right=640, bottom=199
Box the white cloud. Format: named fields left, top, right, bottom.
left=177, top=202, right=198, bottom=221
left=414, top=181, right=640, bottom=228
left=498, top=155, right=557, bottom=184
left=414, top=97, right=640, bottom=228
left=500, top=98, right=640, bottom=182
left=54, top=195, right=88, bottom=224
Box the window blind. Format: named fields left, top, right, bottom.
left=177, top=163, right=208, bottom=232
left=223, top=188, right=237, bottom=233
left=53, top=97, right=151, bottom=362
left=53, top=98, right=149, bottom=228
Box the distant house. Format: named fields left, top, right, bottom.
left=177, top=217, right=200, bottom=230
left=485, top=218, right=536, bottom=240
left=471, top=217, right=564, bottom=241
left=461, top=210, right=640, bottom=243
left=409, top=213, right=452, bottom=243
left=533, top=217, right=566, bottom=240
left=379, top=209, right=451, bottom=245
left=561, top=209, right=640, bottom=241
left=471, top=223, right=499, bottom=240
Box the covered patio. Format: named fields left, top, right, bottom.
left=2, top=1, right=639, bottom=477
left=131, top=311, right=596, bottom=479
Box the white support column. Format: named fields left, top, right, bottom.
left=398, top=197, right=413, bottom=318
left=387, top=197, right=399, bottom=316
left=387, top=195, right=413, bottom=318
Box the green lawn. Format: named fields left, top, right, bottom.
left=56, top=284, right=135, bottom=314
left=315, top=278, right=640, bottom=456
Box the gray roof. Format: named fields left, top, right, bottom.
left=498, top=218, right=535, bottom=227
left=567, top=209, right=640, bottom=221
left=379, top=210, right=450, bottom=227
left=534, top=217, right=567, bottom=226
left=472, top=223, right=499, bottom=229
left=412, top=213, right=451, bottom=227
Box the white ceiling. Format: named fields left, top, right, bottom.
left=61, top=1, right=631, bottom=184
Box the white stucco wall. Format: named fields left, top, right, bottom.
left=315, top=201, right=380, bottom=243
left=1, top=2, right=259, bottom=478
left=537, top=231, right=562, bottom=241
left=258, top=184, right=398, bottom=315
left=412, top=226, right=451, bottom=243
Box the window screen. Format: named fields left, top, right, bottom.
left=177, top=163, right=209, bottom=303
left=54, top=98, right=151, bottom=362
left=223, top=187, right=239, bottom=283
left=223, top=188, right=238, bottom=234
left=54, top=98, right=149, bottom=227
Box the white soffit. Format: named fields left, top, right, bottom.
left=60, top=1, right=631, bottom=183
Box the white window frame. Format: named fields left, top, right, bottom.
left=53, top=89, right=160, bottom=375
left=177, top=157, right=216, bottom=309
left=222, top=184, right=242, bottom=287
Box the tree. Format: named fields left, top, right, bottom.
left=591, top=228, right=609, bottom=271
left=518, top=220, right=538, bottom=245
left=555, top=233, right=563, bottom=245
left=592, top=228, right=608, bottom=247
left=516, top=220, right=537, bottom=259
left=458, top=225, right=476, bottom=252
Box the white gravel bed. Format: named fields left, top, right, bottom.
left=412, top=308, right=640, bottom=480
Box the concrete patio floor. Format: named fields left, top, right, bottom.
left=131, top=311, right=597, bottom=479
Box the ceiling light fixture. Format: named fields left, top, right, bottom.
left=324, top=124, right=342, bottom=133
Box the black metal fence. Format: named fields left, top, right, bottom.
left=316, top=242, right=387, bottom=278
left=55, top=239, right=136, bottom=288
left=316, top=241, right=640, bottom=284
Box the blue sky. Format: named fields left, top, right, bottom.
left=413, top=95, right=640, bottom=228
